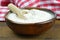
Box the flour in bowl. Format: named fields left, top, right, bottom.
left=7, top=9, right=54, bottom=24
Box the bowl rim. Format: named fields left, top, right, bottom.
left=5, top=8, right=56, bottom=24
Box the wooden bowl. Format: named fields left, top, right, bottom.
left=5, top=8, right=56, bottom=36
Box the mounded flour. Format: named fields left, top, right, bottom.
left=7, top=9, right=54, bottom=24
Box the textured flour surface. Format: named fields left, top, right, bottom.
left=7, top=9, right=53, bottom=24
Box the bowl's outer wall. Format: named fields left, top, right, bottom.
left=5, top=18, right=55, bottom=35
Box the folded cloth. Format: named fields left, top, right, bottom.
left=11, top=0, right=60, bottom=19
left=0, top=6, right=9, bottom=21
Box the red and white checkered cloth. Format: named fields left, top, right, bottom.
left=1, top=0, right=60, bottom=21
left=0, top=6, right=9, bottom=21
left=0, top=0, right=10, bottom=21
left=0, top=0, right=10, bottom=6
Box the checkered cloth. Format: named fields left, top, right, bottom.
left=0, top=0, right=10, bottom=6
left=0, top=6, right=9, bottom=21
left=0, top=0, right=60, bottom=21
left=0, top=0, right=10, bottom=21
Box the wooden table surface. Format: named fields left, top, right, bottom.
left=0, top=20, right=60, bottom=40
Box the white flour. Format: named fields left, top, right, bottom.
left=7, top=9, right=53, bottom=24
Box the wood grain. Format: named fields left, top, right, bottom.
left=0, top=20, right=60, bottom=40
